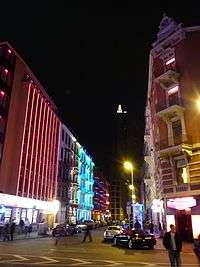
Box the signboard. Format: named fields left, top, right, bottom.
left=167, top=197, right=196, bottom=210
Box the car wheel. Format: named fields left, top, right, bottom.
left=113, top=237, right=117, bottom=246
left=128, top=240, right=133, bottom=249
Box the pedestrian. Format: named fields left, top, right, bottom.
left=10, top=219, right=16, bottom=241
left=134, top=219, right=141, bottom=230
left=24, top=218, right=30, bottom=237
left=3, top=221, right=10, bottom=241
left=163, top=224, right=182, bottom=267
left=82, top=223, right=93, bottom=243
left=193, top=234, right=200, bottom=264
left=19, top=219, right=24, bottom=234
left=52, top=225, right=66, bottom=245
left=149, top=222, right=154, bottom=234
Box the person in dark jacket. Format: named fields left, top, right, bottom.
left=163, top=224, right=182, bottom=267
left=3, top=221, right=10, bottom=241
left=82, top=223, right=93, bottom=243
left=10, top=220, right=16, bottom=241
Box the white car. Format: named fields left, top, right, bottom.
left=104, top=226, right=123, bottom=241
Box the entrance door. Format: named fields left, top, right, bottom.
left=176, top=210, right=193, bottom=241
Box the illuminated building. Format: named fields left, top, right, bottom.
left=144, top=15, right=200, bottom=239
left=77, top=147, right=94, bottom=221
left=93, top=170, right=110, bottom=222
left=57, top=124, right=79, bottom=224
left=0, top=42, right=60, bottom=225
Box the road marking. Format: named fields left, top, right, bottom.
left=32, top=256, right=59, bottom=265
left=104, top=260, right=123, bottom=266
left=68, top=258, right=92, bottom=266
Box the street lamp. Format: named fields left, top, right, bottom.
left=196, top=98, right=200, bottom=112
left=123, top=161, right=135, bottom=227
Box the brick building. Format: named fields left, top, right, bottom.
left=144, top=15, right=200, bottom=239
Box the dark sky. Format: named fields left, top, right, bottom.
left=1, top=3, right=200, bottom=175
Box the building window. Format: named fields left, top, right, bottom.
left=62, top=129, right=65, bottom=141
left=168, top=86, right=179, bottom=106
left=65, top=133, right=68, bottom=145
left=61, top=147, right=63, bottom=160
left=172, top=120, right=182, bottom=145
left=165, top=57, right=176, bottom=72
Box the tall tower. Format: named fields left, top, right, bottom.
left=110, top=104, right=128, bottom=221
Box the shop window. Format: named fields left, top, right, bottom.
left=4, top=207, right=12, bottom=222
left=21, top=209, right=27, bottom=221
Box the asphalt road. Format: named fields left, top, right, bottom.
left=0, top=228, right=199, bottom=267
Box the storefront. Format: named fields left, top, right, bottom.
left=166, top=196, right=200, bottom=240
left=0, top=193, right=60, bottom=226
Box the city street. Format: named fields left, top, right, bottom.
left=0, top=228, right=199, bottom=267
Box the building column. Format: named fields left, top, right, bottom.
left=180, top=114, right=187, bottom=142
left=166, top=119, right=174, bottom=146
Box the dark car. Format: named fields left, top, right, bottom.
left=113, top=229, right=156, bottom=249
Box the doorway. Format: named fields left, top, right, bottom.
left=175, top=210, right=193, bottom=241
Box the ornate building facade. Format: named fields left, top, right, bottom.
left=144, top=15, right=200, bottom=239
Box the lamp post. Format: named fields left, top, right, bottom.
left=124, top=161, right=135, bottom=227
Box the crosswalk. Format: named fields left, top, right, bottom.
left=0, top=254, right=199, bottom=266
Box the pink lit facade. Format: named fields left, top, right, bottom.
left=144, top=16, right=200, bottom=239
left=0, top=42, right=61, bottom=225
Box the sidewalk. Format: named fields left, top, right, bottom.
left=0, top=231, right=50, bottom=242
left=156, top=238, right=194, bottom=253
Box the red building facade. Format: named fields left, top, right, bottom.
left=93, top=170, right=110, bottom=222
left=144, top=16, right=200, bottom=239
left=0, top=42, right=60, bottom=225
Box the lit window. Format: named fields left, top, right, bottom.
left=4, top=69, right=8, bottom=74
left=168, top=86, right=179, bottom=96
left=0, top=91, right=5, bottom=96
left=8, top=49, right=12, bottom=54
left=166, top=57, right=175, bottom=65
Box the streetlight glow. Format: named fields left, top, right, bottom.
left=196, top=98, right=200, bottom=112
left=123, top=161, right=135, bottom=227
left=129, top=184, right=134, bottom=190
left=124, top=161, right=133, bottom=171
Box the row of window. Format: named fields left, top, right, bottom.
left=0, top=46, right=15, bottom=66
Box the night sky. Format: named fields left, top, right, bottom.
left=1, top=3, right=200, bottom=176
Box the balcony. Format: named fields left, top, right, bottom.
left=156, top=98, right=184, bottom=117
left=155, top=70, right=179, bottom=90
left=156, top=135, right=190, bottom=157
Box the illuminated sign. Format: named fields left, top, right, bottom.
left=167, top=197, right=196, bottom=210
left=0, top=193, right=60, bottom=214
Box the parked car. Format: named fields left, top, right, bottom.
left=104, top=225, right=123, bottom=241
left=113, top=229, right=156, bottom=249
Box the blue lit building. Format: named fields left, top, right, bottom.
left=77, top=147, right=94, bottom=221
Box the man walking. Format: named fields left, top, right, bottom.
left=163, top=224, right=182, bottom=267
left=82, top=222, right=93, bottom=243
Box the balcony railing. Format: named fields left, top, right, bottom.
left=156, top=135, right=192, bottom=151
left=175, top=183, right=190, bottom=192
left=156, top=97, right=182, bottom=113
